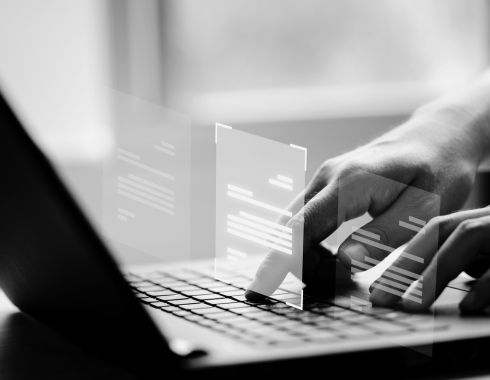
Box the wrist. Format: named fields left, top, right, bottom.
left=412, top=84, right=490, bottom=167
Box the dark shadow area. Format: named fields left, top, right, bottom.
left=0, top=312, right=136, bottom=380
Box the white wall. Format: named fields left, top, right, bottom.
left=0, top=0, right=110, bottom=163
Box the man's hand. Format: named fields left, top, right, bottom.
left=370, top=206, right=490, bottom=313
left=246, top=74, right=490, bottom=301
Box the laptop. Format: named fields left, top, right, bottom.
left=1, top=89, right=489, bottom=378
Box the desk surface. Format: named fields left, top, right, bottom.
left=0, top=291, right=488, bottom=380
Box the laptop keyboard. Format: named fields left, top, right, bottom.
left=126, top=270, right=447, bottom=346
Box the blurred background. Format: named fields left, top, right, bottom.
left=0, top=0, right=489, bottom=264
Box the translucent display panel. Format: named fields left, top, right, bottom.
left=215, top=124, right=306, bottom=308
left=102, top=90, right=191, bottom=261
left=335, top=171, right=441, bottom=356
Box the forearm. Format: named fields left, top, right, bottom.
left=413, top=69, right=490, bottom=168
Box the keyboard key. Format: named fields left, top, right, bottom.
left=205, top=311, right=239, bottom=319
left=191, top=307, right=226, bottom=315
left=137, top=297, right=156, bottom=303
left=171, top=285, right=202, bottom=292
left=183, top=290, right=213, bottom=296
left=193, top=294, right=223, bottom=300
left=206, top=298, right=237, bottom=305
left=168, top=299, right=199, bottom=305
left=210, top=285, right=239, bottom=292
left=146, top=290, right=176, bottom=297
left=232, top=306, right=262, bottom=314
left=220, top=290, right=246, bottom=296
left=157, top=294, right=187, bottom=301
left=231, top=295, right=249, bottom=302
left=184, top=314, right=206, bottom=322
left=139, top=286, right=166, bottom=292
left=150, top=302, right=169, bottom=308
left=218, top=303, right=252, bottom=310
left=180, top=303, right=214, bottom=310
left=204, top=282, right=235, bottom=289
left=173, top=310, right=192, bottom=317
left=160, top=305, right=180, bottom=312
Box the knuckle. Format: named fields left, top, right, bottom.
left=316, top=160, right=334, bottom=181
left=311, top=160, right=334, bottom=188
left=427, top=215, right=443, bottom=229
left=337, top=161, right=366, bottom=181
left=428, top=215, right=451, bottom=237
left=287, top=213, right=305, bottom=229
left=456, top=219, right=485, bottom=236
left=416, top=160, right=438, bottom=184
left=319, top=160, right=332, bottom=174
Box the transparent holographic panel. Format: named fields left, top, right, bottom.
left=215, top=124, right=306, bottom=309
left=334, top=170, right=441, bottom=357
left=102, top=90, right=191, bottom=261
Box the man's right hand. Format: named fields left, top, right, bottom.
left=246, top=82, right=490, bottom=300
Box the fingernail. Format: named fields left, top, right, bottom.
left=244, top=289, right=271, bottom=304
left=340, top=242, right=369, bottom=265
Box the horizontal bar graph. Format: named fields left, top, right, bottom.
left=228, top=184, right=253, bottom=197
left=226, top=247, right=248, bottom=262
left=227, top=184, right=292, bottom=217
left=154, top=140, right=175, bottom=156
left=117, top=208, right=135, bottom=222
left=239, top=212, right=292, bottom=233
left=399, top=251, right=424, bottom=264
left=350, top=253, right=424, bottom=304
left=117, top=172, right=175, bottom=217
left=227, top=228, right=292, bottom=254
left=409, top=216, right=426, bottom=226
left=226, top=210, right=293, bottom=255
left=268, top=174, right=293, bottom=191
left=353, top=227, right=381, bottom=241
left=227, top=221, right=292, bottom=248
left=228, top=215, right=292, bottom=240
left=351, top=234, right=394, bottom=253
left=128, top=174, right=174, bottom=195
left=399, top=216, right=427, bottom=234
left=117, top=147, right=174, bottom=181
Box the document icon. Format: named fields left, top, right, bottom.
left=215, top=124, right=306, bottom=308
left=102, top=90, right=191, bottom=261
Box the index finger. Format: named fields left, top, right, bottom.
left=245, top=181, right=340, bottom=299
